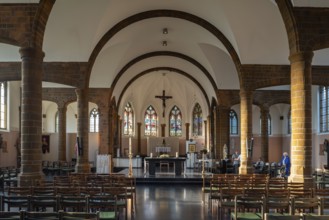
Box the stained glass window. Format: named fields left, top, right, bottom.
left=0, top=82, right=7, bottom=129
left=320, top=86, right=329, bottom=132
left=268, top=114, right=272, bottom=135
left=192, top=103, right=202, bottom=136
left=229, top=110, right=238, bottom=135
left=169, top=105, right=182, bottom=136
left=89, top=108, right=99, bottom=132
left=145, top=105, right=157, bottom=136
left=123, top=102, right=134, bottom=136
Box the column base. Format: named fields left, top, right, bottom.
left=18, top=172, right=44, bottom=186
left=288, top=174, right=314, bottom=186
left=239, top=165, right=254, bottom=174
left=75, top=162, right=91, bottom=173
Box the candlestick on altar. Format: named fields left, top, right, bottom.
left=128, top=136, right=133, bottom=177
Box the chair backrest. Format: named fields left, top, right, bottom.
left=234, top=195, right=265, bottom=219
left=290, top=196, right=322, bottom=215
left=23, top=211, right=60, bottom=220
left=264, top=213, right=301, bottom=220
left=8, top=186, right=32, bottom=195
left=86, top=194, right=117, bottom=213
left=302, top=214, right=329, bottom=220
left=59, top=211, right=99, bottom=220
left=0, top=211, right=23, bottom=220
left=265, top=196, right=290, bottom=214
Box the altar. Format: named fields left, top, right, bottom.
left=144, top=157, right=186, bottom=176
left=147, top=137, right=179, bottom=157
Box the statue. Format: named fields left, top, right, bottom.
left=223, top=144, right=228, bottom=159
left=324, top=139, right=329, bottom=169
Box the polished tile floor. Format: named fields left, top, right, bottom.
left=133, top=184, right=217, bottom=220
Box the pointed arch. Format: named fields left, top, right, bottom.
left=123, top=102, right=134, bottom=136
left=192, top=103, right=203, bottom=136
left=229, top=109, right=238, bottom=135
left=169, top=105, right=182, bottom=137
left=89, top=108, right=99, bottom=132
left=144, top=105, right=158, bottom=136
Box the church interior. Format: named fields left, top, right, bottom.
left=1, top=0, right=329, bottom=219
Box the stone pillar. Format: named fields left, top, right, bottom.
left=98, top=105, right=109, bottom=154
left=185, top=123, right=190, bottom=141
left=75, top=88, right=90, bottom=173
left=18, top=47, right=44, bottom=186
left=57, top=104, right=67, bottom=161
left=218, top=105, right=230, bottom=159
left=137, top=122, right=142, bottom=154
left=161, top=124, right=166, bottom=137
left=289, top=51, right=313, bottom=183
left=239, top=88, right=254, bottom=174
left=260, top=105, right=269, bottom=162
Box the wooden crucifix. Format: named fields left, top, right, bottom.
left=155, top=90, right=172, bottom=117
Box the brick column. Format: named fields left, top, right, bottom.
left=75, top=88, right=90, bottom=173
left=218, top=105, right=230, bottom=159
left=289, top=51, right=313, bottom=183
left=137, top=122, right=142, bottom=154
left=239, top=88, right=254, bottom=174
left=185, top=123, right=190, bottom=140
left=260, top=105, right=269, bottom=162
left=98, top=105, right=109, bottom=154
left=57, top=104, right=67, bottom=161
left=18, top=47, right=44, bottom=186
left=161, top=124, right=166, bottom=137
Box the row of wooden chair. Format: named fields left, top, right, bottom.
left=0, top=194, right=118, bottom=219
left=230, top=195, right=326, bottom=220
left=213, top=186, right=329, bottom=220
left=50, top=174, right=137, bottom=215
left=0, top=210, right=102, bottom=220
left=2, top=185, right=129, bottom=219
left=265, top=213, right=329, bottom=220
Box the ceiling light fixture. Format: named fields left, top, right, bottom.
left=162, top=41, right=167, bottom=46
left=163, top=28, right=168, bottom=34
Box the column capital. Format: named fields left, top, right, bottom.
left=19, top=47, right=45, bottom=61
left=75, top=88, right=88, bottom=97
left=289, top=51, right=314, bottom=63
left=239, top=87, right=253, bottom=97
left=260, top=105, right=270, bottom=114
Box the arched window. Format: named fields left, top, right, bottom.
left=55, top=111, right=59, bottom=133
left=169, top=105, right=182, bottom=137
left=89, top=108, right=99, bottom=132
left=0, top=82, right=7, bottom=129
left=268, top=114, right=272, bottom=135
left=123, top=102, right=134, bottom=136
left=192, top=103, right=202, bottom=136
left=288, top=108, right=291, bottom=134
left=319, top=86, right=329, bottom=132
left=144, top=105, right=157, bottom=136
left=229, top=110, right=238, bottom=135
left=260, top=113, right=272, bottom=135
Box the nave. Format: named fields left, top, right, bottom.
left=135, top=184, right=213, bottom=220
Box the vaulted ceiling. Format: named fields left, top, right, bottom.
left=1, top=0, right=329, bottom=115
